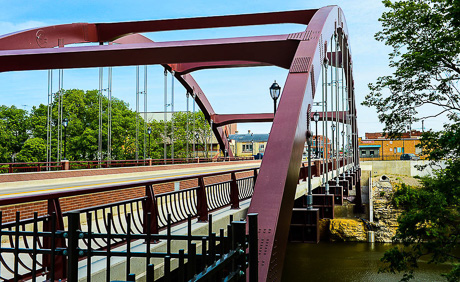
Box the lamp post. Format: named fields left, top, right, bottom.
left=195, top=133, right=199, bottom=158
left=62, top=118, right=69, bottom=160
left=269, top=81, right=281, bottom=115
left=313, top=111, right=320, bottom=157
left=147, top=126, right=152, bottom=158
left=251, top=133, right=254, bottom=157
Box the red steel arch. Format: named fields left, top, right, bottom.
left=246, top=6, right=357, bottom=281
left=0, top=7, right=359, bottom=281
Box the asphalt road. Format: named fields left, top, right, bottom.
left=0, top=162, right=261, bottom=198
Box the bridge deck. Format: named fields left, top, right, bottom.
left=0, top=161, right=261, bottom=198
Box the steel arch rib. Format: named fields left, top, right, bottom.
left=246, top=6, right=356, bottom=281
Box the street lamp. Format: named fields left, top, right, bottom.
left=251, top=133, right=254, bottom=156
left=269, top=81, right=281, bottom=115
left=62, top=118, right=69, bottom=160
left=313, top=111, right=320, bottom=157
left=147, top=126, right=152, bottom=158
left=195, top=133, right=199, bottom=158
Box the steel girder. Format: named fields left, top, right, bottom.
left=0, top=7, right=360, bottom=281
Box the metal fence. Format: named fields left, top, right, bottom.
left=0, top=210, right=258, bottom=281
left=0, top=167, right=258, bottom=281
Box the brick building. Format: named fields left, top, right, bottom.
left=359, top=130, right=423, bottom=160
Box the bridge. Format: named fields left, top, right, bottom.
left=0, top=5, right=360, bottom=282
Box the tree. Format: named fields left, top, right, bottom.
left=0, top=105, right=30, bottom=162
left=365, top=1, right=460, bottom=280
left=15, top=138, right=46, bottom=163
left=363, top=0, right=460, bottom=134
left=148, top=111, right=212, bottom=159
left=1, top=89, right=213, bottom=163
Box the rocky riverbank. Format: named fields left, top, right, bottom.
left=322, top=174, right=420, bottom=242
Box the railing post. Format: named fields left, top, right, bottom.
left=231, top=220, right=247, bottom=279
left=248, top=213, right=258, bottom=282
left=67, top=212, right=79, bottom=282
left=8, top=164, right=12, bottom=173
left=44, top=198, right=66, bottom=280
left=230, top=172, right=239, bottom=209
left=143, top=184, right=159, bottom=235
left=253, top=169, right=258, bottom=184
left=196, top=177, right=208, bottom=222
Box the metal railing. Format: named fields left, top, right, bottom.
left=0, top=210, right=258, bottom=281
left=359, top=154, right=425, bottom=161
left=0, top=167, right=258, bottom=281
left=0, top=157, right=254, bottom=174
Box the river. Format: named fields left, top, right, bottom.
left=281, top=242, right=452, bottom=281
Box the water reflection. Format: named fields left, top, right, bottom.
left=281, top=242, right=450, bottom=282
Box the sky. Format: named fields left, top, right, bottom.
left=0, top=0, right=444, bottom=137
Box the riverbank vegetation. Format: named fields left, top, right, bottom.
left=365, top=0, right=460, bottom=280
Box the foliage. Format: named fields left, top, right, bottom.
left=15, top=138, right=47, bottom=163
left=418, top=118, right=460, bottom=161
left=381, top=163, right=460, bottom=281
left=366, top=1, right=460, bottom=280
left=1, top=89, right=212, bottom=163
left=150, top=111, right=212, bottom=159
left=363, top=0, right=460, bottom=135
left=0, top=105, right=29, bottom=162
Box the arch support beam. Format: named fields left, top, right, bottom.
left=246, top=6, right=357, bottom=281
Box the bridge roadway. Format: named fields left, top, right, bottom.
left=0, top=161, right=261, bottom=198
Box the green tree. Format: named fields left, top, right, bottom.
left=148, top=111, right=212, bottom=159
left=15, top=138, right=46, bottom=163
left=364, top=1, right=460, bottom=280
left=363, top=0, right=460, bottom=134
left=0, top=105, right=30, bottom=162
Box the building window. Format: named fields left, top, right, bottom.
left=397, top=147, right=401, bottom=153
left=370, top=151, right=375, bottom=156
left=242, top=144, right=253, bottom=152
left=361, top=150, right=366, bottom=155
left=259, top=144, right=265, bottom=152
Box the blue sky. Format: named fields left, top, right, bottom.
left=0, top=0, right=443, bottom=136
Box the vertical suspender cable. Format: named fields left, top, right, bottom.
left=193, top=92, right=196, bottom=158
left=98, top=66, right=103, bottom=164
left=47, top=70, right=53, bottom=167
left=57, top=69, right=64, bottom=162
left=171, top=71, right=175, bottom=163
left=164, top=69, right=168, bottom=163
left=330, top=36, right=335, bottom=182
left=186, top=92, right=190, bottom=159
left=330, top=35, right=334, bottom=184
left=107, top=67, right=112, bottom=162
left=323, top=43, right=329, bottom=194
left=144, top=66, right=148, bottom=162
left=335, top=34, right=340, bottom=184
left=135, top=66, right=140, bottom=161
left=341, top=40, right=346, bottom=178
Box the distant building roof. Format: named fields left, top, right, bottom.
left=359, top=145, right=381, bottom=148
left=228, top=133, right=269, bottom=142
left=365, top=131, right=422, bottom=139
